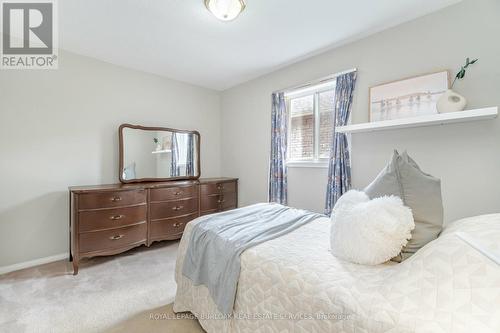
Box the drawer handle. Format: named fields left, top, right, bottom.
left=172, top=206, right=184, bottom=211
left=109, top=214, right=125, bottom=220
left=109, top=234, right=124, bottom=240
left=217, top=184, right=224, bottom=190
left=173, top=222, right=185, bottom=228
left=110, top=196, right=122, bottom=202
left=174, top=191, right=182, bottom=196
left=217, top=199, right=225, bottom=203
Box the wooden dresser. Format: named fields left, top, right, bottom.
left=69, top=178, right=238, bottom=275
left=200, top=177, right=238, bottom=216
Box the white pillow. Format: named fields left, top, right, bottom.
left=330, top=190, right=415, bottom=265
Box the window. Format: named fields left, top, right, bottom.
left=286, top=81, right=335, bottom=166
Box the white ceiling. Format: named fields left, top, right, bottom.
left=60, top=0, right=461, bottom=91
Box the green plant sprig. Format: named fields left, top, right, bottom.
left=451, top=57, right=478, bottom=89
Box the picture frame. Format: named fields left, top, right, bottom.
left=369, top=70, right=450, bottom=122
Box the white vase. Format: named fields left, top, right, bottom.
left=437, top=89, right=467, bottom=113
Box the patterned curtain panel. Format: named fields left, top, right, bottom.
left=186, top=134, right=194, bottom=176
left=325, top=71, right=357, bottom=215
left=170, top=133, right=180, bottom=177
left=268, top=92, right=288, bottom=205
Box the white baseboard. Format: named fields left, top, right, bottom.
left=0, top=253, right=69, bottom=275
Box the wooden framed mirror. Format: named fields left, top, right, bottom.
left=119, top=124, right=201, bottom=183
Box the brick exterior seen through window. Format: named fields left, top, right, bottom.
left=319, top=90, right=334, bottom=158
left=288, top=88, right=334, bottom=160
left=290, top=114, right=314, bottom=159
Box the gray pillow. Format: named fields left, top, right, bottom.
left=364, top=150, right=443, bottom=261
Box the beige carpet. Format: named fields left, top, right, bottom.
left=0, top=241, right=204, bottom=333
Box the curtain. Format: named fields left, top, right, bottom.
left=170, top=133, right=180, bottom=177
left=268, top=92, right=288, bottom=205
left=325, top=71, right=357, bottom=215
left=186, top=134, right=195, bottom=176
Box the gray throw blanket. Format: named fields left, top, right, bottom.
left=182, top=203, right=324, bottom=315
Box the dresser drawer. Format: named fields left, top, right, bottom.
left=200, top=181, right=236, bottom=196
left=150, top=213, right=197, bottom=240
left=78, top=190, right=146, bottom=210
left=150, top=198, right=198, bottom=220
left=78, top=205, right=147, bottom=232
left=150, top=185, right=198, bottom=202
left=201, top=192, right=237, bottom=212
left=200, top=209, right=218, bottom=216
left=200, top=194, right=222, bottom=211
left=79, top=223, right=147, bottom=254
left=221, top=192, right=237, bottom=210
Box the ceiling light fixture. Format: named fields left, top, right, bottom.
left=204, top=0, right=246, bottom=22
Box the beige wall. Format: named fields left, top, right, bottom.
left=0, top=50, right=221, bottom=267
left=221, top=0, right=500, bottom=219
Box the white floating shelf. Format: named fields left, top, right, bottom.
left=336, top=107, right=498, bottom=134
left=152, top=149, right=172, bottom=154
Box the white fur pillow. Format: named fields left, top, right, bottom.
left=330, top=190, right=415, bottom=265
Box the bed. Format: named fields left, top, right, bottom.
left=174, top=211, right=500, bottom=333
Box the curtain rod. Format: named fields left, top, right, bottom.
left=274, top=68, right=357, bottom=95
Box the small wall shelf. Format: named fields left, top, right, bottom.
left=152, top=149, right=172, bottom=154
left=336, top=107, right=498, bottom=134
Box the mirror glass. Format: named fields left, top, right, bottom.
left=120, top=125, right=200, bottom=182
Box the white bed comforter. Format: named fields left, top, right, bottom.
left=174, top=213, right=500, bottom=333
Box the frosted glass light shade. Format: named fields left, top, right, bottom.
left=204, top=0, right=246, bottom=21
